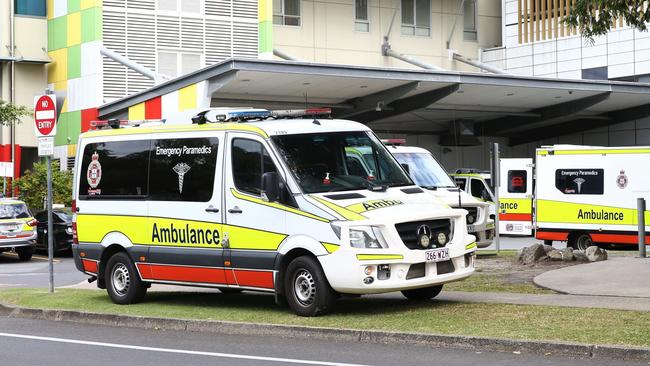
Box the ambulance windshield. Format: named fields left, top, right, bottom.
left=272, top=131, right=413, bottom=193
left=392, top=152, right=456, bottom=189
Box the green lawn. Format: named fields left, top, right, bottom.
left=445, top=273, right=552, bottom=294
left=2, top=288, right=649, bottom=348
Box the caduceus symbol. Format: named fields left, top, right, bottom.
left=573, top=177, right=585, bottom=193
left=173, top=163, right=191, bottom=194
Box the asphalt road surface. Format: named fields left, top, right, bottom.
left=0, top=316, right=646, bottom=366
left=0, top=252, right=86, bottom=289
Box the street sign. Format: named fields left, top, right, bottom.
left=38, top=136, right=54, bottom=157
left=34, top=94, right=57, bottom=137
left=0, top=162, right=13, bottom=178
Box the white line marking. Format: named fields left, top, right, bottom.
left=0, top=333, right=370, bottom=366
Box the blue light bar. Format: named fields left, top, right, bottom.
left=215, top=109, right=272, bottom=121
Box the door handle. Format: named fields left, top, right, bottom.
left=205, top=205, right=220, bottom=213
left=228, top=206, right=243, bottom=214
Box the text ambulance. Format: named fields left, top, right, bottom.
left=71, top=108, right=476, bottom=316
left=383, top=143, right=495, bottom=248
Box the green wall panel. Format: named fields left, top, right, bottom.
left=81, top=7, right=102, bottom=43
left=67, top=45, right=81, bottom=79
left=47, top=16, right=67, bottom=51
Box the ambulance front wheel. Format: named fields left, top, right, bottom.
left=569, top=233, right=593, bottom=252
left=105, top=252, right=148, bottom=304
left=284, top=256, right=336, bottom=317
left=401, top=284, right=444, bottom=300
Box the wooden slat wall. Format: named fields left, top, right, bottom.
left=517, top=0, right=589, bottom=43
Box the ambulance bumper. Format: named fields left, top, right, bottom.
left=319, top=247, right=476, bottom=295
left=469, top=222, right=494, bottom=248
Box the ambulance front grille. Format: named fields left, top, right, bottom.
left=395, top=219, right=452, bottom=250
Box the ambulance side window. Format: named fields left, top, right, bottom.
left=149, top=137, right=219, bottom=202
left=78, top=140, right=150, bottom=199
left=555, top=169, right=604, bottom=195
left=232, top=139, right=278, bottom=196
left=507, top=170, right=527, bottom=193
left=470, top=179, right=491, bottom=201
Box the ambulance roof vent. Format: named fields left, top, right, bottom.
left=191, top=107, right=332, bottom=125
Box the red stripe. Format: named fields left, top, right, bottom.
left=536, top=231, right=569, bottom=241
left=233, top=269, right=274, bottom=289
left=591, top=233, right=650, bottom=244
left=82, top=259, right=98, bottom=274
left=225, top=269, right=237, bottom=285
left=0, top=233, right=33, bottom=239
left=146, top=264, right=227, bottom=284
left=499, top=213, right=532, bottom=221
left=136, top=263, right=153, bottom=280
left=144, top=96, right=162, bottom=119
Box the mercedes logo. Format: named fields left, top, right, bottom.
left=416, top=225, right=432, bottom=249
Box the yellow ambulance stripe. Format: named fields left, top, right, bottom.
left=310, top=196, right=366, bottom=221
left=536, top=200, right=650, bottom=225
left=356, top=254, right=403, bottom=261
left=82, top=123, right=269, bottom=139
left=538, top=148, right=650, bottom=156
left=321, top=242, right=340, bottom=253
left=76, top=214, right=287, bottom=250
left=499, top=198, right=532, bottom=214
left=465, top=242, right=477, bottom=250
left=230, top=189, right=330, bottom=222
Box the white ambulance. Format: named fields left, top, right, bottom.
left=382, top=142, right=494, bottom=248
left=71, top=108, right=476, bottom=316
left=534, top=145, right=650, bottom=250
left=497, top=158, right=534, bottom=236
left=450, top=170, right=496, bottom=221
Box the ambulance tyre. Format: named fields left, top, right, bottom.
left=401, top=284, right=443, bottom=300
left=285, top=256, right=336, bottom=317
left=106, top=252, right=147, bottom=304
left=16, top=246, right=33, bottom=261
left=569, top=233, right=593, bottom=252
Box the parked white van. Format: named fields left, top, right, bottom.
left=71, top=108, right=477, bottom=316
left=385, top=143, right=494, bottom=248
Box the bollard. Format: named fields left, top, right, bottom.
left=638, top=198, right=646, bottom=258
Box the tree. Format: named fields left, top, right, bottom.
left=14, top=160, right=73, bottom=211
left=0, top=99, right=30, bottom=125
left=565, top=1, right=650, bottom=42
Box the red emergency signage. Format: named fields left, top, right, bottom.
left=34, top=95, right=57, bottom=136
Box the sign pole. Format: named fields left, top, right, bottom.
left=47, top=155, right=54, bottom=293
left=491, top=142, right=501, bottom=255
left=35, top=92, right=58, bottom=293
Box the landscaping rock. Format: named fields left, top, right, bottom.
left=560, top=247, right=575, bottom=262
left=518, top=243, right=548, bottom=265
left=541, top=244, right=554, bottom=254
left=573, top=250, right=589, bottom=262
left=547, top=249, right=563, bottom=261
left=585, top=246, right=608, bottom=262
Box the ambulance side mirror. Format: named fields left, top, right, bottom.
left=261, top=172, right=280, bottom=202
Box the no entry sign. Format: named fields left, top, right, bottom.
left=34, top=95, right=57, bottom=137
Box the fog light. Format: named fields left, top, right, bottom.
left=467, top=214, right=475, bottom=224
left=363, top=276, right=374, bottom=285
left=364, top=266, right=374, bottom=275
left=436, top=232, right=447, bottom=245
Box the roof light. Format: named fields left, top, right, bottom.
left=212, top=109, right=272, bottom=122
left=271, top=108, right=332, bottom=119
left=381, top=139, right=406, bottom=146
left=90, top=119, right=165, bottom=130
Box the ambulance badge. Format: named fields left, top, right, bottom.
left=616, top=170, right=628, bottom=189
left=86, top=152, right=102, bottom=190
left=173, top=162, right=191, bottom=194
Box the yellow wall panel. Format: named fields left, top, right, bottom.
left=67, top=144, right=77, bottom=157
left=47, top=48, right=68, bottom=83
left=67, top=12, right=82, bottom=46
left=178, top=84, right=197, bottom=111
left=47, top=0, right=55, bottom=19
left=128, top=103, right=146, bottom=120
left=80, top=0, right=101, bottom=9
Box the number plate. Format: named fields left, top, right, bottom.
left=425, top=248, right=450, bottom=262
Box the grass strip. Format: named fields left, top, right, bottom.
left=1, top=288, right=649, bottom=348
left=445, top=273, right=552, bottom=294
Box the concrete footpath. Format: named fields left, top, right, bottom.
left=534, top=257, right=650, bottom=298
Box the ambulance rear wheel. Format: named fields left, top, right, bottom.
left=570, top=233, right=593, bottom=252
left=106, top=252, right=147, bottom=304
left=285, top=256, right=336, bottom=317
left=16, top=246, right=33, bottom=261
left=401, top=284, right=443, bottom=300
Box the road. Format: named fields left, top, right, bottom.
left=0, top=252, right=85, bottom=289
left=0, top=316, right=646, bottom=366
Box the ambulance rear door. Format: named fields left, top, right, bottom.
left=499, top=158, right=533, bottom=236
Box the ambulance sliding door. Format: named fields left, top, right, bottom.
left=498, top=158, right=533, bottom=236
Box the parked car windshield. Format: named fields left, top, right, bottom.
left=392, top=152, right=456, bottom=189
left=0, top=203, right=31, bottom=219
left=271, top=131, right=413, bottom=193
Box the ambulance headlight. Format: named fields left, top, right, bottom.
left=467, top=214, right=475, bottom=224
left=349, top=226, right=387, bottom=249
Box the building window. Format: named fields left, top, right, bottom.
left=582, top=67, right=608, bottom=81
left=401, top=0, right=430, bottom=37
left=14, top=0, right=46, bottom=17
left=157, top=0, right=200, bottom=14
left=355, top=0, right=369, bottom=32
left=158, top=51, right=203, bottom=78
left=273, top=0, right=301, bottom=26
left=463, top=0, right=477, bottom=41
